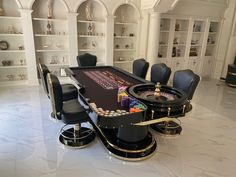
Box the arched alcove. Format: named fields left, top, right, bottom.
left=32, top=0, right=67, bottom=19
left=77, top=0, right=108, bottom=65
left=113, top=3, right=140, bottom=72
left=1, top=0, right=20, bottom=16
left=75, top=0, right=108, bottom=17
left=0, top=0, right=27, bottom=85
left=31, top=0, right=69, bottom=77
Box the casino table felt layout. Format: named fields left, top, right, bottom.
left=69, top=67, right=145, bottom=110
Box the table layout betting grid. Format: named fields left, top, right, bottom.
left=83, top=70, right=132, bottom=90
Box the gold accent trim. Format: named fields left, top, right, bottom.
left=38, top=63, right=49, bottom=97
left=47, top=73, right=60, bottom=120
left=228, top=72, right=236, bottom=76
left=156, top=130, right=182, bottom=138
left=59, top=136, right=96, bottom=149
left=108, top=148, right=157, bottom=162
left=95, top=124, right=156, bottom=153
left=134, top=117, right=181, bottom=126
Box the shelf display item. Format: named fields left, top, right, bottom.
left=7, top=74, right=14, bottom=81
left=47, top=0, right=53, bottom=19
left=46, top=21, right=53, bottom=34
left=85, top=0, right=94, bottom=21
left=189, top=47, right=198, bottom=56
left=0, top=0, right=4, bottom=16
left=0, top=40, right=9, bottom=50
left=18, top=44, right=24, bottom=50
left=88, top=23, right=94, bottom=35
left=18, top=74, right=26, bottom=80
left=2, top=60, right=12, bottom=66
left=20, top=59, right=24, bottom=65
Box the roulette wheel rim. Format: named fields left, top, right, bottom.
left=127, top=83, right=191, bottom=116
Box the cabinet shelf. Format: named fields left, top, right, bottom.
left=114, top=36, right=135, bottom=39
left=0, top=16, right=21, bottom=20
left=174, top=30, right=188, bottom=33
left=191, top=44, right=202, bottom=47
left=78, top=49, right=104, bottom=52
left=78, top=35, right=104, bottom=38
left=114, top=49, right=136, bottom=51
left=173, top=44, right=186, bottom=46
left=34, top=34, right=67, bottom=37
left=77, top=19, right=105, bottom=24
left=0, top=33, right=23, bottom=36
left=115, top=22, right=137, bottom=25
left=114, top=60, right=133, bottom=64
left=46, top=64, right=69, bottom=67
left=36, top=49, right=67, bottom=52
left=0, top=50, right=25, bottom=53
left=0, top=65, right=27, bottom=69
left=33, top=18, right=67, bottom=22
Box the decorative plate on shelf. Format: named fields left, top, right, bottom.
left=0, top=41, right=9, bottom=50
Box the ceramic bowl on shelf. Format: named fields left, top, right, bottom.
left=0, top=41, right=9, bottom=50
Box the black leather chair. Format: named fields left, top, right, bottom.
left=226, top=64, right=236, bottom=87
left=151, top=63, right=171, bottom=85
left=47, top=73, right=95, bottom=147
left=132, top=58, right=149, bottom=79
left=38, top=63, right=78, bottom=118
left=77, top=53, right=97, bottom=67
left=226, top=57, right=236, bottom=87
left=38, top=63, right=78, bottom=100
left=173, top=69, right=200, bottom=100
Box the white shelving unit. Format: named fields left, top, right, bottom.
left=157, top=14, right=221, bottom=78
left=202, top=20, right=220, bottom=78
left=32, top=0, right=69, bottom=77
left=77, top=1, right=106, bottom=65
left=0, top=1, right=27, bottom=86
left=113, top=4, right=139, bottom=72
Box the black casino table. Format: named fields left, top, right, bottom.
left=66, top=66, right=191, bottom=161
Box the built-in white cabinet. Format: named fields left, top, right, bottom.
left=0, top=0, right=27, bottom=85
left=77, top=1, right=106, bottom=65
left=157, top=15, right=221, bottom=78
left=32, top=0, right=69, bottom=77
left=113, top=4, right=139, bottom=72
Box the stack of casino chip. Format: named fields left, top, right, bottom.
left=97, top=109, right=129, bottom=117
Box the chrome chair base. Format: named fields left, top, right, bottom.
left=59, top=125, right=95, bottom=148
left=151, top=120, right=182, bottom=136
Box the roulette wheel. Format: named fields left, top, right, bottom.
left=128, top=83, right=191, bottom=135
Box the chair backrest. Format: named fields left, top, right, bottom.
left=173, top=69, right=200, bottom=100
left=151, top=63, right=171, bottom=85
left=38, top=63, right=50, bottom=97
left=77, top=53, right=97, bottom=67
left=47, top=73, right=63, bottom=118
left=132, top=58, right=149, bottom=79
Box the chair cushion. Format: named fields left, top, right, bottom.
left=61, top=99, right=89, bottom=124
left=62, top=84, right=78, bottom=101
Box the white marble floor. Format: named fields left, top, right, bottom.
left=0, top=79, right=236, bottom=177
